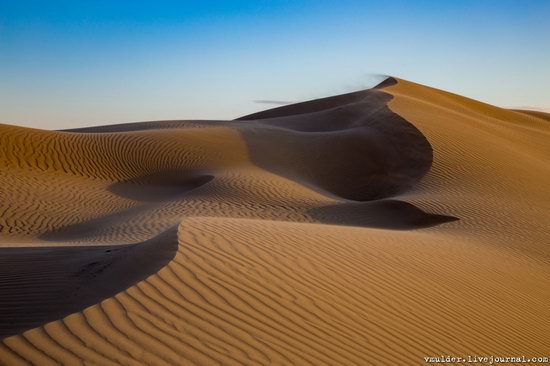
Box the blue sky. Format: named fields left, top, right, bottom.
left=1, top=0, right=549, bottom=129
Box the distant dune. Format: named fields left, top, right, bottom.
left=1, top=78, right=549, bottom=365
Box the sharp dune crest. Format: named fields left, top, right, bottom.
left=1, top=78, right=549, bottom=365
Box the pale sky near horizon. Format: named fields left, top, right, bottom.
left=1, top=0, right=549, bottom=130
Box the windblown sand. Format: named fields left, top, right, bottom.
left=0, top=78, right=548, bottom=365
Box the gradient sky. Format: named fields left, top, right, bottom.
left=1, top=0, right=549, bottom=129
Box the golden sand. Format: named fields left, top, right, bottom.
left=0, top=78, right=548, bottom=365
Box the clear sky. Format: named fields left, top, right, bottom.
left=1, top=0, right=549, bottom=129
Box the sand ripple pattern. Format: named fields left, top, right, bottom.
left=1, top=78, right=549, bottom=365
left=1, top=218, right=549, bottom=365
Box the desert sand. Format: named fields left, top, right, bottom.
left=0, top=78, right=549, bottom=365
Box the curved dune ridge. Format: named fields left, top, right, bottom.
left=1, top=78, right=549, bottom=365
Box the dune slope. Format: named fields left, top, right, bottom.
left=0, top=78, right=549, bottom=365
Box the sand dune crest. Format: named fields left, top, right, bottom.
left=1, top=77, right=549, bottom=365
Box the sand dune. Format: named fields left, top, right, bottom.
left=1, top=78, right=549, bottom=365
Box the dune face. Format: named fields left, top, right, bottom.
left=1, top=78, right=549, bottom=365
left=237, top=91, right=433, bottom=201
left=0, top=229, right=177, bottom=339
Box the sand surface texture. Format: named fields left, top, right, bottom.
left=0, top=78, right=548, bottom=365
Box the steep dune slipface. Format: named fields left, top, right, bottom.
left=237, top=77, right=433, bottom=201
left=0, top=229, right=177, bottom=339
left=1, top=78, right=549, bottom=365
